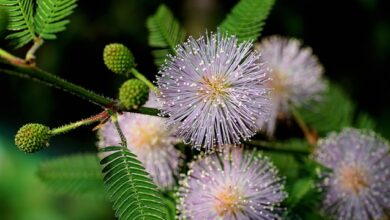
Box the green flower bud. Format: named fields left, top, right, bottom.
left=15, top=123, right=51, bottom=153
left=119, top=79, right=149, bottom=110
left=103, top=43, right=135, bottom=75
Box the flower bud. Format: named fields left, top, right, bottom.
left=119, top=79, right=149, bottom=110
left=15, top=123, right=51, bottom=153
left=103, top=43, right=135, bottom=75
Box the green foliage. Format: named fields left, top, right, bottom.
left=298, top=84, right=355, bottom=136
left=219, top=0, right=275, bottom=42
left=161, top=192, right=177, bottom=220
left=0, top=7, right=9, bottom=34
left=355, top=112, right=376, bottom=129
left=287, top=178, right=315, bottom=207
left=254, top=138, right=310, bottom=179
left=285, top=177, right=323, bottom=220
left=147, top=4, right=186, bottom=67
left=0, top=0, right=77, bottom=47
left=100, top=146, right=167, bottom=220
left=37, top=153, right=105, bottom=198
left=0, top=0, right=36, bottom=48
left=34, top=0, right=77, bottom=40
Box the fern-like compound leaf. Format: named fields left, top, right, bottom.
left=0, top=0, right=36, bottom=48
left=99, top=146, right=167, bottom=220
left=298, top=84, right=355, bottom=136
left=147, top=4, right=186, bottom=67
left=219, top=0, right=275, bottom=42
left=37, top=153, right=105, bottom=198
left=34, top=0, right=77, bottom=40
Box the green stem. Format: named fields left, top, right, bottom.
left=25, top=37, right=44, bottom=64
left=51, top=111, right=110, bottom=135
left=0, top=49, right=26, bottom=66
left=130, top=68, right=157, bottom=91
left=0, top=59, right=114, bottom=107
left=111, top=113, right=127, bottom=147
left=290, top=107, right=317, bottom=147
left=0, top=58, right=162, bottom=116
left=245, top=140, right=309, bottom=154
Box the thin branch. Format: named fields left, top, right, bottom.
left=130, top=68, right=157, bottom=91
left=0, top=58, right=162, bottom=116
left=111, top=113, right=127, bottom=148
left=51, top=111, right=110, bottom=135
left=25, top=37, right=44, bottom=65
left=244, top=139, right=310, bottom=155
left=290, top=107, right=318, bottom=147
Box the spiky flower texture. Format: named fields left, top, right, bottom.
left=119, top=79, right=149, bottom=110
left=314, top=128, right=390, bottom=220
left=15, top=123, right=51, bottom=153
left=179, top=146, right=287, bottom=219
left=256, top=36, right=326, bottom=135
left=103, top=43, right=135, bottom=75
left=157, top=32, right=271, bottom=150
left=99, top=95, right=181, bottom=189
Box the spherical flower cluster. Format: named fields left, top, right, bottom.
left=157, top=32, right=271, bottom=150
left=119, top=79, right=149, bottom=110
left=15, top=123, right=51, bottom=153
left=314, top=128, right=390, bottom=220
left=103, top=43, right=135, bottom=75
left=255, top=36, right=326, bottom=135
left=98, top=94, right=182, bottom=189
left=179, top=146, right=287, bottom=219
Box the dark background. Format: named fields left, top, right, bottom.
left=0, top=0, right=389, bottom=219
left=1, top=0, right=390, bottom=143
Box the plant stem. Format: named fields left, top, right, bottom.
left=0, top=60, right=114, bottom=107
left=25, top=37, right=44, bottom=64
left=245, top=140, right=309, bottom=154
left=51, top=111, right=110, bottom=136
left=0, top=49, right=27, bottom=66
left=290, top=107, right=317, bottom=147
left=0, top=59, right=162, bottom=116
left=130, top=68, right=157, bottom=91
left=111, top=113, right=127, bottom=147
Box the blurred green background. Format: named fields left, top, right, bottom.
left=0, top=0, right=389, bottom=219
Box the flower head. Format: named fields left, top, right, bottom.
left=256, top=36, right=326, bottom=135
left=314, top=128, right=390, bottom=220
left=98, top=94, right=182, bottom=189
left=179, top=146, right=287, bottom=219
left=15, top=123, right=51, bottom=153
left=157, top=32, right=271, bottom=150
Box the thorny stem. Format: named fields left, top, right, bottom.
left=130, top=68, right=157, bottom=92
left=0, top=48, right=317, bottom=153
left=51, top=111, right=110, bottom=135
left=0, top=56, right=160, bottom=116
left=291, top=107, right=318, bottom=148
left=111, top=113, right=127, bottom=148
